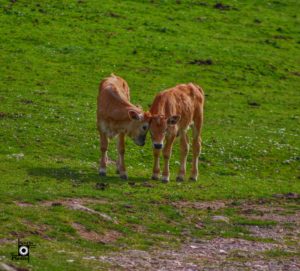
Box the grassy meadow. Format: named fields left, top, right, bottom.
left=0, top=0, right=299, bottom=270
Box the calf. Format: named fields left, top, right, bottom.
left=149, top=83, right=204, bottom=182
left=97, top=74, right=150, bottom=179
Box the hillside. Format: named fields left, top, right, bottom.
left=0, top=0, right=299, bottom=270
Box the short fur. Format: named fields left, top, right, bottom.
left=97, top=74, right=150, bottom=179
left=149, top=83, right=204, bottom=182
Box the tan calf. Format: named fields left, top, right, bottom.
left=97, top=74, right=150, bottom=179
left=149, top=83, right=204, bottom=182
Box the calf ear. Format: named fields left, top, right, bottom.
left=167, top=115, right=181, bottom=125
left=128, top=110, right=142, bottom=121
left=144, top=111, right=152, bottom=121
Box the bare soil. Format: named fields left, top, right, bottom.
left=99, top=199, right=300, bottom=271
left=72, top=223, right=121, bottom=244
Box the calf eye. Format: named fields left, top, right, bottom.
left=142, top=125, right=148, bottom=131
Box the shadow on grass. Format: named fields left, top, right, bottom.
left=28, top=167, right=147, bottom=184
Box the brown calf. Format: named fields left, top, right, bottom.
left=149, top=83, right=204, bottom=182
left=97, top=74, right=150, bottom=179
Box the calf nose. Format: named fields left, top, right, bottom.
left=154, top=143, right=163, bottom=149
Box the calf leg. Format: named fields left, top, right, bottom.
left=99, top=132, right=108, bottom=176
left=190, top=112, right=203, bottom=181
left=176, top=131, right=189, bottom=182
left=152, top=148, right=161, bottom=180
left=117, top=133, right=128, bottom=180
left=162, top=134, right=176, bottom=183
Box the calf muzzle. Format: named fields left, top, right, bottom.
left=153, top=143, right=163, bottom=149
left=134, top=135, right=146, bottom=146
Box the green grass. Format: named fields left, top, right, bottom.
left=264, top=249, right=300, bottom=258
left=0, top=0, right=299, bottom=270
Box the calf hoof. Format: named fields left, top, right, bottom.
left=189, top=176, right=197, bottom=182
left=120, top=174, right=128, bottom=180
left=116, top=169, right=120, bottom=174
left=161, top=176, right=169, bottom=183
left=151, top=175, right=159, bottom=181
left=176, top=176, right=184, bottom=182
left=99, top=169, right=106, bottom=177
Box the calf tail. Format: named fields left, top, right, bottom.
left=191, top=83, right=205, bottom=108
left=193, top=83, right=204, bottom=97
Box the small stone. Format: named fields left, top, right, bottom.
left=8, top=153, right=24, bottom=160
left=51, top=202, right=62, bottom=206
left=212, top=215, right=230, bottom=223
left=195, top=222, right=204, bottom=229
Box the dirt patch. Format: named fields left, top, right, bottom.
left=188, top=59, right=213, bottom=65
left=9, top=231, right=27, bottom=239
left=22, top=220, right=52, bottom=240
left=142, top=182, right=155, bottom=188
left=0, top=238, right=15, bottom=245
left=72, top=223, right=121, bottom=244
left=100, top=231, right=122, bottom=244
left=0, top=112, right=8, bottom=119
left=41, top=198, right=116, bottom=223
left=0, top=262, right=29, bottom=271
left=106, top=12, right=125, bottom=19
left=213, top=3, right=233, bottom=10
left=15, top=202, right=34, bottom=207
left=246, top=212, right=300, bottom=224
left=40, top=198, right=108, bottom=207
left=16, top=198, right=116, bottom=223
left=248, top=100, right=261, bottom=107
left=237, top=200, right=300, bottom=224
left=99, top=238, right=293, bottom=270
left=272, top=193, right=300, bottom=199
left=16, top=198, right=108, bottom=208
left=72, top=222, right=101, bottom=242
left=248, top=225, right=300, bottom=246
left=172, top=200, right=230, bottom=210
left=100, top=199, right=300, bottom=270
left=33, top=90, right=48, bottom=95
left=239, top=205, right=286, bottom=216
left=235, top=200, right=300, bottom=255
left=273, top=35, right=291, bottom=40
left=95, top=183, right=109, bottom=190
left=7, top=220, right=51, bottom=241
left=290, top=71, right=300, bottom=77
left=130, top=224, right=146, bottom=233
left=0, top=112, right=25, bottom=119
left=20, top=99, right=33, bottom=105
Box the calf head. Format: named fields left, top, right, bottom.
left=149, top=115, right=181, bottom=149
left=127, top=110, right=151, bottom=146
